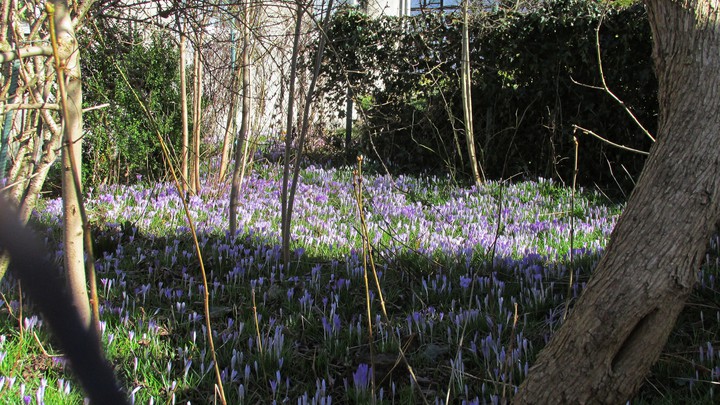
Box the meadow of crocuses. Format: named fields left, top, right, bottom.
left=2, top=161, right=719, bottom=404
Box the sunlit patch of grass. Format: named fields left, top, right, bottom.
left=0, top=321, right=86, bottom=403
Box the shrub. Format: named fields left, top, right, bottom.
left=81, top=23, right=183, bottom=185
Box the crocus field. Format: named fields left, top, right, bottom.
left=2, top=161, right=719, bottom=404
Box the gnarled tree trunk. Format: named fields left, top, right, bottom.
left=514, top=0, right=720, bottom=403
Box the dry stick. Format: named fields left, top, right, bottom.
left=570, top=13, right=655, bottom=144
left=594, top=14, right=654, bottom=143
left=563, top=134, right=580, bottom=322
left=353, top=156, right=429, bottom=405
left=104, top=34, right=228, bottom=405
left=572, top=124, right=649, bottom=156
left=352, top=159, right=377, bottom=403
left=252, top=288, right=263, bottom=354
left=33, top=331, right=63, bottom=358
left=0, top=290, right=15, bottom=319
left=47, top=2, right=101, bottom=332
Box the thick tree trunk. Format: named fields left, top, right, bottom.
left=514, top=1, right=720, bottom=403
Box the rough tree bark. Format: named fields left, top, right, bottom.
left=514, top=0, right=720, bottom=403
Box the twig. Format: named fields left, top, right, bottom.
left=573, top=124, right=649, bottom=155
left=571, top=13, right=655, bottom=142
left=352, top=157, right=377, bottom=403
left=82, top=103, right=110, bottom=113
left=0, top=45, right=53, bottom=63
left=17, top=280, right=23, bottom=340
left=252, top=288, right=263, bottom=355
left=595, top=14, right=655, bottom=142
left=1, top=103, right=60, bottom=111
left=0, top=171, right=39, bottom=192
left=33, top=332, right=63, bottom=357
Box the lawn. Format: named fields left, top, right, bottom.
left=1, top=160, right=718, bottom=404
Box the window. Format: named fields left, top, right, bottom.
left=411, top=0, right=461, bottom=14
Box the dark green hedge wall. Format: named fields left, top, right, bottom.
left=322, top=0, right=655, bottom=194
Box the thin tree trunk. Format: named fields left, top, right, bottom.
left=514, top=1, right=720, bottom=403
left=53, top=0, right=92, bottom=329
left=229, top=0, right=251, bottom=237
left=460, top=0, right=483, bottom=186
left=280, top=0, right=304, bottom=266
left=285, top=0, right=334, bottom=264
left=218, top=75, right=238, bottom=184
left=177, top=17, right=190, bottom=196
left=218, top=30, right=240, bottom=184
left=237, top=124, right=253, bottom=186
left=191, top=30, right=203, bottom=194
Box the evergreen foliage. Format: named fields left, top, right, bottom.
left=81, top=23, right=183, bottom=185
left=322, top=0, right=655, bottom=193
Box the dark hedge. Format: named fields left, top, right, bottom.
left=321, top=0, right=655, bottom=195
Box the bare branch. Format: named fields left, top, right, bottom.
left=573, top=124, right=649, bottom=155
left=0, top=46, right=53, bottom=64
left=594, top=14, right=655, bottom=142
left=2, top=102, right=60, bottom=111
